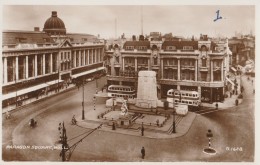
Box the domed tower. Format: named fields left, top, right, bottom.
left=43, top=11, right=66, bottom=36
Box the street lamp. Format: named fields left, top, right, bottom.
left=172, top=90, right=176, bottom=134
left=82, top=78, right=85, bottom=120
left=15, top=77, right=17, bottom=108
left=95, top=74, right=98, bottom=94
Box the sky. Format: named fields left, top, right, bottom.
left=2, top=5, right=255, bottom=39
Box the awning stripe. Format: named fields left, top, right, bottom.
left=2, top=80, right=64, bottom=100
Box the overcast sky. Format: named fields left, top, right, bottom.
left=2, top=5, right=255, bottom=39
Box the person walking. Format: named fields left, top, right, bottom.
left=141, top=147, right=145, bottom=159
left=235, top=99, right=239, bottom=106
left=141, top=123, right=144, bottom=136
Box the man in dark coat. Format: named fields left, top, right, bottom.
left=141, top=147, right=145, bottom=159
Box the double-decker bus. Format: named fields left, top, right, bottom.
left=167, top=89, right=200, bottom=110
left=107, top=85, right=136, bottom=99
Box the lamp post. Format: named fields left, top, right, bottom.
left=95, top=74, right=98, bottom=94
left=172, top=90, right=176, bottom=134
left=60, top=122, right=68, bottom=161
left=82, top=78, right=85, bottom=120
left=15, top=77, right=17, bottom=108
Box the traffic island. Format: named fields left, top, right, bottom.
left=203, top=148, right=217, bottom=155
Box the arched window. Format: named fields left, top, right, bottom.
left=201, top=45, right=207, bottom=51
left=152, top=45, right=157, bottom=50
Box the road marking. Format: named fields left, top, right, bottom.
left=197, top=109, right=223, bottom=115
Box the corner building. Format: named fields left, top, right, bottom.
left=105, top=35, right=232, bottom=105
left=2, top=11, right=105, bottom=110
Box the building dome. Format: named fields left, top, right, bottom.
left=43, top=11, right=66, bottom=35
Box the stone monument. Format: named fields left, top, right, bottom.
left=118, top=99, right=131, bottom=127
left=135, top=71, right=158, bottom=108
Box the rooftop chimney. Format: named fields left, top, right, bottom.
left=34, top=27, right=40, bottom=32
left=52, top=11, right=57, bottom=17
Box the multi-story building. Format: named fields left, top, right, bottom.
left=229, top=35, right=255, bottom=66
left=105, top=34, right=232, bottom=105
left=2, top=11, right=105, bottom=110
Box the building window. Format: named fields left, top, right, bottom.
left=201, top=72, right=207, bottom=81
left=138, top=58, right=148, bottom=65
left=166, top=46, right=176, bottom=51
left=137, top=46, right=147, bottom=50
left=183, top=46, right=193, bottom=50
left=214, top=70, right=221, bottom=81
left=126, top=46, right=134, bottom=50
left=202, top=59, right=207, bottom=67
left=154, top=57, right=158, bottom=65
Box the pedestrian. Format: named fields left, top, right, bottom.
left=141, top=124, right=144, bottom=136
left=230, top=91, right=232, bottom=98
left=112, top=122, right=116, bottom=130
left=253, top=89, right=255, bottom=94
left=233, top=89, right=235, bottom=95
left=215, top=103, right=218, bottom=110
left=252, top=79, right=253, bottom=84
left=141, top=147, right=145, bottom=159
left=235, top=99, right=239, bottom=106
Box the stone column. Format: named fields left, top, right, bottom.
left=50, top=53, right=53, bottom=73
left=74, top=51, right=76, bottom=68
left=79, top=50, right=82, bottom=66
left=195, top=59, right=198, bottom=81
left=35, top=55, right=38, bottom=77
left=88, top=49, right=90, bottom=65
left=25, top=56, right=28, bottom=79
left=198, top=86, right=201, bottom=102
left=16, top=56, right=19, bottom=80
left=161, top=59, right=164, bottom=79
left=148, top=58, right=151, bottom=70
left=94, top=49, right=96, bottom=63
left=43, top=54, right=45, bottom=75
left=177, top=58, right=180, bottom=80
left=211, top=60, right=213, bottom=82
left=221, top=60, right=224, bottom=81
left=135, top=57, right=137, bottom=71
left=3, top=57, right=7, bottom=84
left=83, top=50, right=86, bottom=66
left=92, top=49, right=94, bottom=64
left=122, top=57, right=125, bottom=71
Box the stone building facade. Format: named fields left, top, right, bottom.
left=2, top=11, right=105, bottom=110
left=105, top=35, right=232, bottom=104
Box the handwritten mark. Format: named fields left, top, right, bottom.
left=214, top=10, right=223, bottom=22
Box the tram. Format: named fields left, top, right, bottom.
left=107, top=85, right=136, bottom=99
left=166, top=89, right=200, bottom=110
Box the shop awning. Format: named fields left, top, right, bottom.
left=71, top=67, right=105, bottom=79
left=45, top=79, right=64, bottom=86
left=2, top=80, right=64, bottom=100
